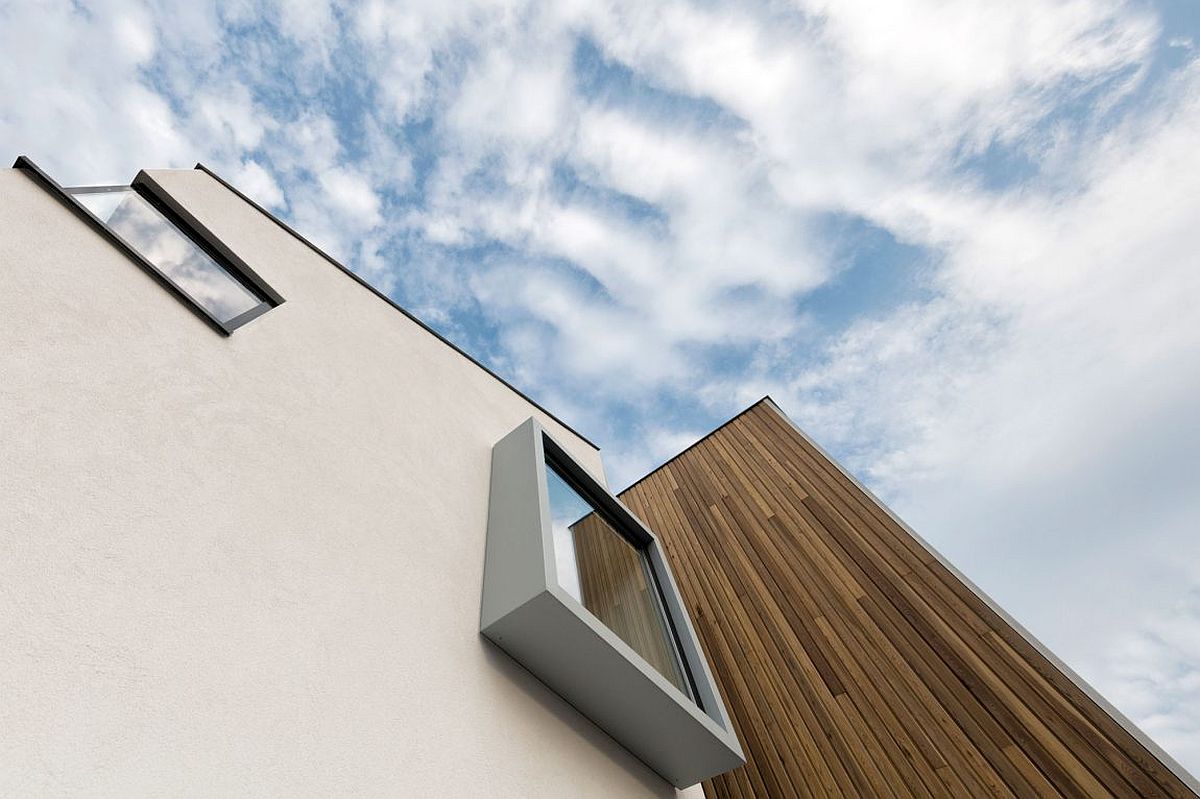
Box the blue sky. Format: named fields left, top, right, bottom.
left=3, top=0, right=1200, bottom=776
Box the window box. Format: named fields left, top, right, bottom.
left=14, top=156, right=281, bottom=334
left=481, top=418, right=745, bottom=788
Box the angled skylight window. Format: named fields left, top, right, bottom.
left=13, top=156, right=281, bottom=334
left=71, top=187, right=266, bottom=326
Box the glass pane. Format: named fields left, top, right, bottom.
left=75, top=190, right=263, bottom=324
left=544, top=460, right=690, bottom=695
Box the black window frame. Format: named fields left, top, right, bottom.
left=13, top=155, right=282, bottom=335
left=542, top=437, right=702, bottom=707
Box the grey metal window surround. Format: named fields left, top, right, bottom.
left=481, top=418, right=745, bottom=788
left=12, top=156, right=282, bottom=335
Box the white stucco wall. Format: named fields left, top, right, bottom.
left=0, top=167, right=703, bottom=798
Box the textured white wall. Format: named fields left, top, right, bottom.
left=0, top=168, right=698, bottom=797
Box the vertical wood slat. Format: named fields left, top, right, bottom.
left=618, top=400, right=1198, bottom=798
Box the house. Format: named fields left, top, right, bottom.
left=2, top=157, right=1196, bottom=797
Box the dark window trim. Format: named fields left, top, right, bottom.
left=12, top=155, right=281, bottom=335
left=132, top=170, right=284, bottom=308
left=541, top=433, right=703, bottom=709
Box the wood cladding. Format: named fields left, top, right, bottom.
left=619, top=400, right=1197, bottom=798
left=571, top=511, right=688, bottom=692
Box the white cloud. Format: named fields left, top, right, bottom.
left=449, top=48, right=572, bottom=143
left=360, top=116, right=415, bottom=193
left=232, top=159, right=286, bottom=209
left=109, top=8, right=157, bottom=65
left=273, top=0, right=334, bottom=45
left=1097, top=584, right=1200, bottom=773
left=318, top=166, right=383, bottom=228
left=195, top=86, right=273, bottom=151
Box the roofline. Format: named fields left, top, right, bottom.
left=191, top=162, right=599, bottom=451
left=616, top=396, right=774, bottom=495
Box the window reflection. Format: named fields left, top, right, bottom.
left=74, top=190, right=264, bottom=324
left=544, top=460, right=690, bottom=695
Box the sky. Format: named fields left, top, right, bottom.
left=3, top=0, right=1199, bottom=778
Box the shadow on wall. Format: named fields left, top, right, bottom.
left=476, top=637, right=680, bottom=797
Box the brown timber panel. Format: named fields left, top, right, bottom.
left=619, top=400, right=1197, bottom=799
